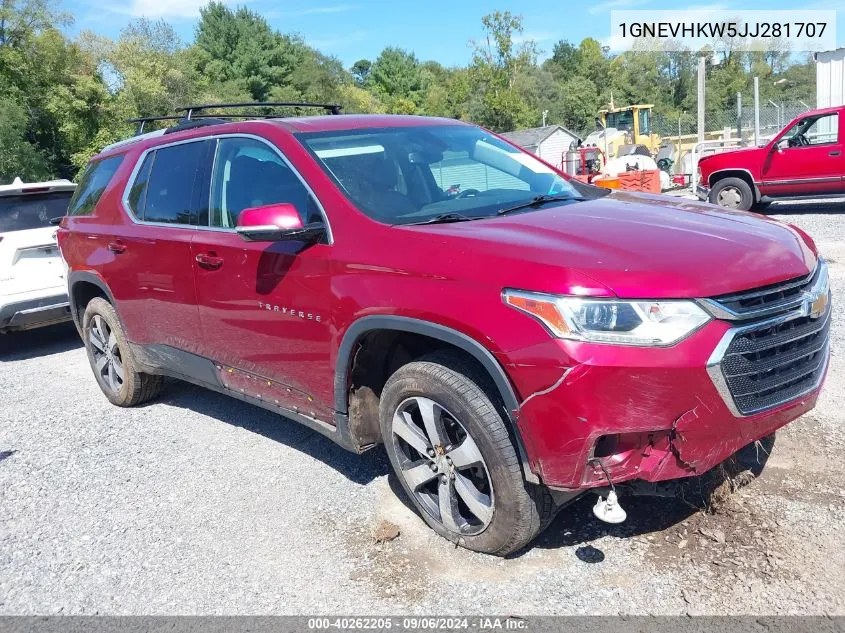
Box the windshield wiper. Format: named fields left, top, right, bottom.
left=497, top=194, right=582, bottom=217
left=408, top=212, right=480, bottom=225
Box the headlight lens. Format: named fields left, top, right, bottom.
left=503, top=290, right=711, bottom=346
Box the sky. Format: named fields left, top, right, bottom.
left=65, top=0, right=845, bottom=68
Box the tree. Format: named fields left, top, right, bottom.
left=0, top=0, right=108, bottom=178
left=469, top=11, right=536, bottom=131
left=368, top=47, right=421, bottom=101
left=544, top=40, right=580, bottom=79
left=193, top=2, right=291, bottom=101
left=0, top=97, right=50, bottom=181
left=350, top=58, right=371, bottom=85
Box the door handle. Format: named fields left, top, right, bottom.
left=107, top=240, right=126, bottom=254
left=195, top=252, right=224, bottom=270
left=829, top=150, right=841, bottom=156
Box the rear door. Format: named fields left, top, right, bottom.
left=99, top=140, right=210, bottom=349
left=761, top=112, right=844, bottom=196
left=0, top=190, right=74, bottom=298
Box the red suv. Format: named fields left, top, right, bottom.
left=58, top=103, right=831, bottom=556
left=698, top=105, right=844, bottom=210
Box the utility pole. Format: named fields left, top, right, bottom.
left=736, top=92, right=742, bottom=144
left=754, top=76, right=760, bottom=146
left=697, top=56, right=706, bottom=144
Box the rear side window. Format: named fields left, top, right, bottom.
left=68, top=155, right=124, bottom=217
left=0, top=191, right=74, bottom=232
left=130, top=141, right=208, bottom=225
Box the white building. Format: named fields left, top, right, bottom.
left=816, top=48, right=845, bottom=108
left=499, top=125, right=580, bottom=170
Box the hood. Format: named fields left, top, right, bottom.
left=403, top=191, right=816, bottom=299
left=699, top=146, right=763, bottom=163
left=698, top=146, right=765, bottom=178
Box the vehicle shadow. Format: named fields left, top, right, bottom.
left=0, top=322, right=82, bottom=362
left=766, top=199, right=845, bottom=215
left=153, top=380, right=390, bottom=486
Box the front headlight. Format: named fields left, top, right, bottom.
left=503, top=290, right=711, bottom=346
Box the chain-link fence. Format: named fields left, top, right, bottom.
left=650, top=99, right=815, bottom=176
left=653, top=100, right=814, bottom=145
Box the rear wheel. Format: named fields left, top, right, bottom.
left=709, top=177, right=754, bottom=211
left=379, top=351, right=553, bottom=556
left=82, top=297, right=163, bottom=407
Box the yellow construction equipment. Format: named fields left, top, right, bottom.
left=583, top=104, right=662, bottom=160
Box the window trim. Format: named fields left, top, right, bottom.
left=121, top=133, right=333, bottom=243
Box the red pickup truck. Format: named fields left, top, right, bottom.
left=697, top=105, right=844, bottom=210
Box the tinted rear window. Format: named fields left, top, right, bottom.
left=136, top=141, right=208, bottom=225
left=0, top=192, right=73, bottom=232
left=67, top=155, right=124, bottom=217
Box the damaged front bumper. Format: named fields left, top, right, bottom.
left=505, top=315, right=829, bottom=491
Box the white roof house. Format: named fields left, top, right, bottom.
left=499, top=125, right=580, bottom=170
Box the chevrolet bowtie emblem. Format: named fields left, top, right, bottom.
left=808, top=290, right=829, bottom=320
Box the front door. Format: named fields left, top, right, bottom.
left=761, top=112, right=844, bottom=196
left=189, top=136, right=335, bottom=422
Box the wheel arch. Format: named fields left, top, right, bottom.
left=334, top=315, right=538, bottom=483
left=707, top=168, right=761, bottom=200
left=68, top=271, right=118, bottom=336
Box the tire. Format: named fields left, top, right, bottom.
left=379, top=351, right=554, bottom=556
left=82, top=297, right=163, bottom=407
left=708, top=177, right=754, bottom=211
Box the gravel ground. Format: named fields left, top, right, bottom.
left=1, top=200, right=844, bottom=615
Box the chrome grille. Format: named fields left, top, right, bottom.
left=706, top=260, right=831, bottom=416
left=703, top=265, right=821, bottom=321
left=720, top=309, right=830, bottom=415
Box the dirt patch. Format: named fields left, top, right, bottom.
left=374, top=520, right=401, bottom=543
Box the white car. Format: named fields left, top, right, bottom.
left=0, top=177, right=76, bottom=334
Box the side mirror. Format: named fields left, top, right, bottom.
left=235, top=203, right=325, bottom=243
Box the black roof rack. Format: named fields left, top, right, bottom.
left=127, top=101, right=343, bottom=137
left=177, top=101, right=343, bottom=120
left=128, top=115, right=185, bottom=136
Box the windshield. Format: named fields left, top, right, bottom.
left=0, top=191, right=73, bottom=232
left=605, top=110, right=634, bottom=131
left=297, top=125, right=579, bottom=225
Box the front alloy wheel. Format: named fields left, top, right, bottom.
left=378, top=352, right=555, bottom=556
left=391, top=396, right=494, bottom=535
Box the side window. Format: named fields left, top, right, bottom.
left=806, top=114, right=838, bottom=145
left=67, top=155, right=124, bottom=216
left=127, top=153, right=153, bottom=217
left=638, top=109, right=651, bottom=136
left=784, top=114, right=839, bottom=147
left=209, top=137, right=322, bottom=228
left=134, top=141, right=207, bottom=225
